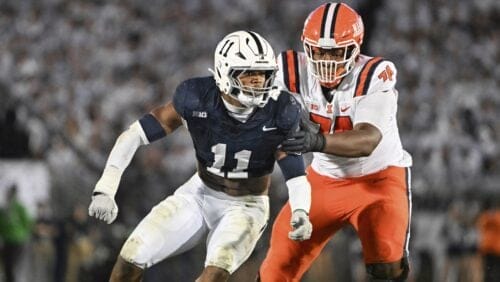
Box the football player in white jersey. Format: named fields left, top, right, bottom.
left=259, top=3, right=413, bottom=281
left=88, top=31, right=313, bottom=282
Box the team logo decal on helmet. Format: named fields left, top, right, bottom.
left=211, top=31, right=278, bottom=108
left=302, top=2, right=364, bottom=85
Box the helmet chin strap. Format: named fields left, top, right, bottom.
left=320, top=78, right=342, bottom=89
left=221, top=94, right=255, bottom=123
left=313, top=62, right=348, bottom=89
left=235, top=91, right=263, bottom=108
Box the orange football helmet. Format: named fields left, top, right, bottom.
left=301, top=2, right=364, bottom=86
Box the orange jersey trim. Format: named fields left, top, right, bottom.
left=281, top=50, right=300, bottom=94
left=354, top=57, right=384, bottom=97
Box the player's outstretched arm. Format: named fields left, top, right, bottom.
left=281, top=123, right=381, bottom=157
left=89, top=102, right=183, bottom=224
left=276, top=152, right=312, bottom=241
left=320, top=123, right=381, bottom=156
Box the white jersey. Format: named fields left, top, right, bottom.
left=276, top=51, right=412, bottom=178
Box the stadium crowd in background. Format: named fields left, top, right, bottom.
left=0, top=0, right=498, bottom=281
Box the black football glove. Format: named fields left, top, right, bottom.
left=281, top=130, right=326, bottom=153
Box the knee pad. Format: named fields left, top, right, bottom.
left=120, top=236, right=148, bottom=268
left=366, top=256, right=409, bottom=281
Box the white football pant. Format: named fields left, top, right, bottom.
left=119, top=173, right=269, bottom=274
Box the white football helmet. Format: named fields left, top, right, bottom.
left=212, top=31, right=278, bottom=108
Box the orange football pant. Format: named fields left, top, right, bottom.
left=259, top=165, right=411, bottom=281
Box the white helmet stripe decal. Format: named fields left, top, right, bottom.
left=319, top=2, right=331, bottom=38
left=322, top=3, right=338, bottom=39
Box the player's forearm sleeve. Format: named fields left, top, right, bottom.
left=138, top=114, right=166, bottom=143
left=277, top=154, right=306, bottom=180
left=286, top=175, right=311, bottom=214
left=93, top=121, right=149, bottom=197
left=278, top=154, right=310, bottom=213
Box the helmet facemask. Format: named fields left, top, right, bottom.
left=301, top=2, right=364, bottom=87
left=303, top=40, right=360, bottom=85
left=229, top=68, right=277, bottom=108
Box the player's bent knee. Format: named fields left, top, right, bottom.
left=258, top=269, right=291, bottom=282
left=259, top=258, right=301, bottom=281
left=197, top=265, right=230, bottom=282
left=366, top=257, right=409, bottom=281
left=110, top=256, right=144, bottom=282
left=120, top=236, right=149, bottom=268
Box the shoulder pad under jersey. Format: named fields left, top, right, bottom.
left=275, top=90, right=301, bottom=134
left=276, top=50, right=302, bottom=94
left=173, top=76, right=214, bottom=118
left=353, top=57, right=398, bottom=97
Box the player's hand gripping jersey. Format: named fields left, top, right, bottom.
left=276, top=51, right=412, bottom=177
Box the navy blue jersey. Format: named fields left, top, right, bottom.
left=173, top=76, right=300, bottom=179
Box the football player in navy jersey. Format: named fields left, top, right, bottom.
left=88, top=31, right=313, bottom=282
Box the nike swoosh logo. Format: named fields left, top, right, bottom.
left=262, top=125, right=277, bottom=131
left=340, top=106, right=351, bottom=112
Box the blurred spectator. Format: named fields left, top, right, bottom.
left=440, top=199, right=481, bottom=282
left=64, top=204, right=95, bottom=282
left=477, top=198, right=500, bottom=282
left=0, top=184, right=34, bottom=282
left=53, top=204, right=94, bottom=282
left=0, top=107, right=31, bottom=159
left=0, top=0, right=498, bottom=281
left=32, top=201, right=56, bottom=282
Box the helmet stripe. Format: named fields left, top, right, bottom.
left=329, top=3, right=341, bottom=39
left=222, top=42, right=234, bottom=57
left=286, top=50, right=300, bottom=93
left=281, top=51, right=290, bottom=91
left=247, top=31, right=264, bottom=55
left=319, top=3, right=332, bottom=38
left=291, top=51, right=300, bottom=94
left=321, top=3, right=339, bottom=39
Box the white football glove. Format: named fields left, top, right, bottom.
left=88, top=193, right=118, bottom=224
left=288, top=209, right=312, bottom=241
